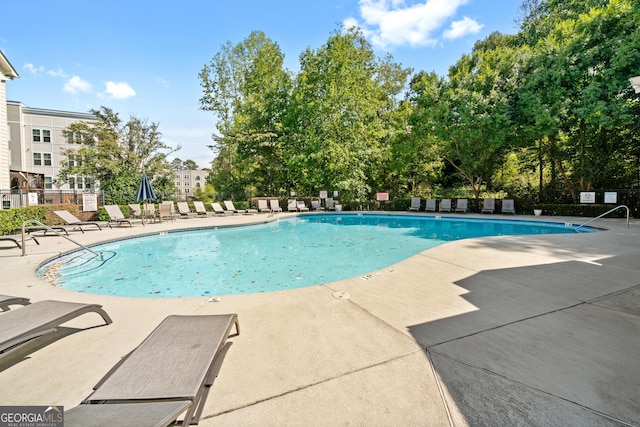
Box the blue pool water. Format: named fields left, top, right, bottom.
left=37, top=214, right=593, bottom=297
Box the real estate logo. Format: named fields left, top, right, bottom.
left=0, top=406, right=63, bottom=427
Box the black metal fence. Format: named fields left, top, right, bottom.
left=0, top=190, right=104, bottom=210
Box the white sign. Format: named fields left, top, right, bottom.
left=376, top=192, right=389, bottom=201
left=28, top=192, right=38, bottom=205
left=580, top=192, right=596, bottom=204
left=604, top=192, right=617, bottom=204
left=319, top=190, right=328, bottom=199
left=83, top=193, right=98, bottom=211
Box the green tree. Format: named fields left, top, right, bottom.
left=59, top=106, right=177, bottom=204
left=412, top=34, right=521, bottom=199
left=515, top=0, right=640, bottom=201
left=199, top=30, right=292, bottom=199
left=284, top=28, right=410, bottom=202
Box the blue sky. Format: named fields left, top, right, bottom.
left=1, top=0, right=522, bottom=169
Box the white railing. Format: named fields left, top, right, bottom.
left=21, top=219, right=102, bottom=259
left=575, top=205, right=630, bottom=231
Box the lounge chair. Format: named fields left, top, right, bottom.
left=193, top=201, right=211, bottom=217
left=211, top=203, right=232, bottom=216
left=481, top=198, right=495, bottom=214
left=502, top=199, right=516, bottom=214
left=325, top=198, right=336, bottom=211
left=258, top=199, right=270, bottom=213
left=409, top=197, right=421, bottom=212
left=128, top=204, right=144, bottom=221
left=66, top=314, right=239, bottom=427
left=0, top=235, right=40, bottom=249
left=269, top=199, right=282, bottom=213
left=311, top=200, right=324, bottom=211
left=54, top=210, right=103, bottom=231
left=159, top=202, right=176, bottom=222
left=440, top=199, right=452, bottom=213
left=177, top=202, right=197, bottom=218
left=0, top=295, right=30, bottom=312
left=144, top=203, right=159, bottom=223
left=297, top=201, right=310, bottom=212
left=287, top=199, right=298, bottom=212
left=0, top=300, right=112, bottom=356
left=104, top=205, right=145, bottom=228
left=425, top=199, right=437, bottom=212
left=224, top=200, right=257, bottom=215
left=455, top=199, right=468, bottom=213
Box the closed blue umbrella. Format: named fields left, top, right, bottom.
left=136, top=172, right=157, bottom=201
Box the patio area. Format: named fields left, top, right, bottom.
left=1, top=212, right=639, bottom=426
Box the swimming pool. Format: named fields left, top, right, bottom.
left=37, top=214, right=593, bottom=297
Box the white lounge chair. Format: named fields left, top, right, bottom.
left=502, top=199, right=516, bottom=214
left=297, top=201, right=310, bottom=212
left=481, top=198, right=495, bottom=214
left=269, top=199, right=282, bottom=213
left=409, top=197, right=421, bottom=211
left=104, top=205, right=145, bottom=228
left=193, top=201, right=211, bottom=217
left=177, top=202, right=197, bottom=218
left=258, top=200, right=270, bottom=213
left=211, top=203, right=232, bottom=216
left=287, top=199, right=298, bottom=212
left=455, top=199, right=468, bottom=213
left=54, top=210, right=103, bottom=231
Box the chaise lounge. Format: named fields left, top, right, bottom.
left=65, top=314, right=239, bottom=427
left=0, top=235, right=39, bottom=249
left=104, top=205, right=145, bottom=228
left=0, top=300, right=112, bottom=356
left=0, top=295, right=31, bottom=312
left=54, top=210, right=103, bottom=232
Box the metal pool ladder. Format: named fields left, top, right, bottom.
left=21, top=219, right=103, bottom=259
left=575, top=205, right=630, bottom=231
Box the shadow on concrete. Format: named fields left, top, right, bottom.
left=409, top=254, right=640, bottom=426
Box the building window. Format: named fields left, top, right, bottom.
left=196, top=182, right=201, bottom=188
left=77, top=177, right=84, bottom=189
left=43, top=130, right=51, bottom=142
left=185, top=188, right=190, bottom=194
left=195, top=175, right=201, bottom=181
left=184, top=181, right=190, bottom=186
left=68, top=153, right=75, bottom=167
left=44, top=176, right=53, bottom=189
left=33, top=153, right=42, bottom=165
left=43, top=153, right=52, bottom=166
left=2, top=200, right=10, bottom=209
left=184, top=174, right=190, bottom=179
left=32, top=129, right=41, bottom=142
left=69, top=177, right=76, bottom=189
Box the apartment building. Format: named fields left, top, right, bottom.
left=0, top=51, right=19, bottom=191
left=174, top=169, right=209, bottom=198
left=7, top=101, right=97, bottom=192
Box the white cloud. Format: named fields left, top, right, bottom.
left=23, top=63, right=45, bottom=75
left=47, top=68, right=68, bottom=78
left=345, top=0, right=472, bottom=49
left=443, top=16, right=484, bottom=39
left=63, top=75, right=92, bottom=94
left=105, top=81, right=136, bottom=99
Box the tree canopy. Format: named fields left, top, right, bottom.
left=195, top=0, right=639, bottom=206
left=59, top=106, right=177, bottom=204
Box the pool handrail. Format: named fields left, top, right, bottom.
left=574, top=205, right=629, bottom=231
left=21, top=219, right=102, bottom=259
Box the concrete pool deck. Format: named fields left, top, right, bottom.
left=1, top=211, right=639, bottom=426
